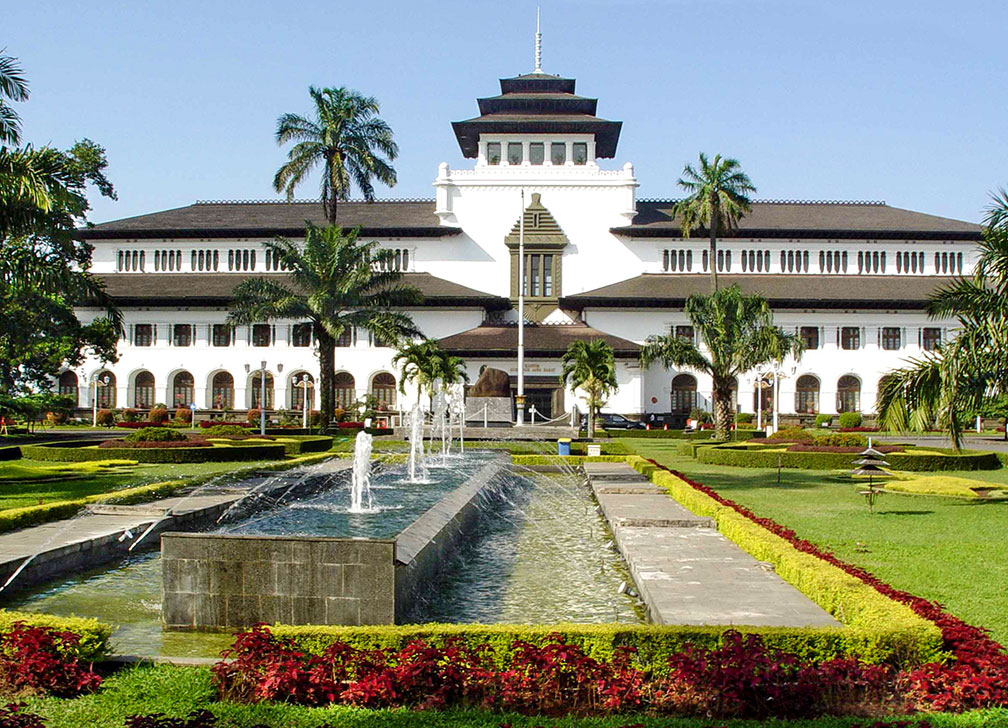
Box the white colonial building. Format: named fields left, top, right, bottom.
left=68, top=62, right=979, bottom=425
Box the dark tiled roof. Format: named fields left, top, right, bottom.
left=78, top=200, right=458, bottom=240
left=438, top=323, right=639, bottom=358
left=95, top=272, right=509, bottom=309
left=561, top=274, right=959, bottom=310
left=612, top=201, right=981, bottom=240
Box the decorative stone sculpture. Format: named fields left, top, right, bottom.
left=465, top=366, right=513, bottom=425
left=468, top=367, right=511, bottom=398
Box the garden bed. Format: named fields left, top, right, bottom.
left=694, top=443, right=1001, bottom=471
left=21, top=440, right=288, bottom=463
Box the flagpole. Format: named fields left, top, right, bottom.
left=516, top=189, right=526, bottom=426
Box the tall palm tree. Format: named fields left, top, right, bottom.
left=640, top=285, right=802, bottom=440
left=0, top=50, right=29, bottom=145
left=674, top=153, right=756, bottom=291
left=393, top=338, right=467, bottom=407
left=560, top=339, right=618, bottom=435
left=228, top=224, right=421, bottom=422
left=877, top=191, right=1008, bottom=450
left=273, top=86, right=397, bottom=225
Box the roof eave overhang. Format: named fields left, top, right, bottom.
left=451, top=119, right=621, bottom=158
left=102, top=294, right=510, bottom=310
left=441, top=345, right=639, bottom=359
left=609, top=226, right=982, bottom=241
left=77, top=226, right=463, bottom=241
left=561, top=296, right=930, bottom=311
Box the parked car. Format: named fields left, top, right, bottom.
left=581, top=413, right=646, bottom=430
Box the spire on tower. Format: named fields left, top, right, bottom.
left=533, top=7, right=543, bottom=72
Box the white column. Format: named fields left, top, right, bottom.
left=565, top=140, right=574, bottom=165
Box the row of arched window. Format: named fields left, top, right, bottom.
left=376, top=248, right=411, bottom=272
left=229, top=249, right=256, bottom=272
left=117, top=250, right=145, bottom=272
left=192, top=249, right=220, bottom=271
left=662, top=249, right=694, bottom=272
left=57, top=370, right=399, bottom=411
left=265, top=250, right=290, bottom=272
left=935, top=250, right=964, bottom=275
left=154, top=249, right=183, bottom=272
left=666, top=373, right=875, bottom=415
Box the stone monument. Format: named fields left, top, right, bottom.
left=464, top=366, right=513, bottom=425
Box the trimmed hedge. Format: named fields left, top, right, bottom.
left=0, top=610, right=111, bottom=660
left=607, top=428, right=765, bottom=441
left=0, top=445, right=21, bottom=461
left=21, top=440, right=288, bottom=463
left=623, top=456, right=944, bottom=667
left=694, top=443, right=1001, bottom=471
left=272, top=621, right=921, bottom=672
left=509, top=454, right=632, bottom=466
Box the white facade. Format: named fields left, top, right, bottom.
left=70, top=65, right=978, bottom=423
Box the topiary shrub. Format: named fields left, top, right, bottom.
left=123, top=427, right=188, bottom=444
left=202, top=424, right=250, bottom=437
left=736, top=412, right=754, bottom=424
left=815, top=414, right=833, bottom=428
left=148, top=407, right=170, bottom=425
left=814, top=432, right=868, bottom=448
left=766, top=426, right=813, bottom=443
left=247, top=408, right=262, bottom=424
left=121, top=408, right=140, bottom=423
left=95, top=409, right=116, bottom=427
left=838, top=412, right=863, bottom=428
left=174, top=407, right=193, bottom=424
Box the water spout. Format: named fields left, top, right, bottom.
left=407, top=402, right=428, bottom=483
left=349, top=430, right=375, bottom=513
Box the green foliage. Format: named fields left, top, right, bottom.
left=21, top=441, right=288, bottom=464
left=837, top=412, right=863, bottom=428
left=814, top=433, right=868, bottom=448
left=688, top=407, right=711, bottom=424
left=148, top=406, right=169, bottom=425
left=201, top=424, right=248, bottom=437
left=227, top=224, right=420, bottom=422
left=815, top=414, right=833, bottom=427
left=886, top=474, right=996, bottom=499
left=766, top=426, right=813, bottom=442
left=624, top=456, right=943, bottom=666
left=122, top=427, right=187, bottom=444
left=693, top=442, right=1001, bottom=471
left=95, top=409, right=115, bottom=427
left=0, top=391, right=74, bottom=432
left=606, top=428, right=765, bottom=441
left=737, top=412, right=754, bottom=424
left=0, top=610, right=111, bottom=660
left=393, top=338, right=467, bottom=404
left=509, top=454, right=631, bottom=466
left=639, top=286, right=802, bottom=440
left=560, top=339, right=618, bottom=433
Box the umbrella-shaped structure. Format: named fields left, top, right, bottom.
left=852, top=439, right=889, bottom=514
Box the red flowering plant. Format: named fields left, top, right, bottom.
left=0, top=623, right=101, bottom=698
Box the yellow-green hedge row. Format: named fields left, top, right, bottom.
left=509, top=454, right=632, bottom=466
left=624, top=456, right=944, bottom=667
left=693, top=443, right=1001, bottom=471
left=0, top=610, right=112, bottom=660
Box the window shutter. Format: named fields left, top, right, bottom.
left=918, top=328, right=922, bottom=348
left=271, top=324, right=276, bottom=345
left=877, top=328, right=881, bottom=347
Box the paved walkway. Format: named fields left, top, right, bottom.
left=0, top=461, right=352, bottom=599
left=584, top=463, right=839, bottom=627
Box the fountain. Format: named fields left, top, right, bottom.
left=406, top=402, right=428, bottom=483
left=348, top=430, right=375, bottom=513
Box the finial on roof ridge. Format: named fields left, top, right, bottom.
left=534, top=7, right=543, bottom=73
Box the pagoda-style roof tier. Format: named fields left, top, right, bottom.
left=452, top=72, right=622, bottom=158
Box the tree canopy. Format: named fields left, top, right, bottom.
left=393, top=338, right=467, bottom=407
left=560, top=339, right=618, bottom=434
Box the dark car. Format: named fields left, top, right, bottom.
left=582, top=413, right=646, bottom=430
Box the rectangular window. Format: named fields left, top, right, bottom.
left=252, top=323, right=272, bottom=347
left=486, top=142, right=501, bottom=165
left=291, top=323, right=312, bottom=347
left=572, top=142, right=588, bottom=165
left=370, top=331, right=391, bottom=348
left=507, top=142, right=523, bottom=165
left=542, top=254, right=553, bottom=296
left=172, top=324, right=192, bottom=347
left=134, top=324, right=153, bottom=347
left=799, top=326, right=819, bottom=350
left=922, top=327, right=942, bottom=351
left=529, top=142, right=544, bottom=165
left=529, top=254, right=540, bottom=296
left=336, top=326, right=355, bottom=347
left=675, top=325, right=694, bottom=342
left=882, top=327, right=902, bottom=350
left=212, top=324, right=231, bottom=347
left=841, top=326, right=860, bottom=350
left=551, top=142, right=566, bottom=165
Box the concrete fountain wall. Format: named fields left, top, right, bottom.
left=161, top=457, right=507, bottom=629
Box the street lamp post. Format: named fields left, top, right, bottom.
left=296, top=375, right=314, bottom=429
left=516, top=188, right=526, bottom=427
left=91, top=372, right=110, bottom=427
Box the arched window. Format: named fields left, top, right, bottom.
left=95, top=371, right=116, bottom=409
left=58, top=371, right=79, bottom=404
left=172, top=371, right=194, bottom=408
left=670, top=374, right=697, bottom=414
left=795, top=375, right=820, bottom=415
left=837, top=375, right=861, bottom=414
left=134, top=371, right=156, bottom=409
left=211, top=372, right=234, bottom=410
left=371, top=372, right=396, bottom=410
left=251, top=372, right=274, bottom=409
left=290, top=373, right=315, bottom=410
left=335, top=372, right=356, bottom=411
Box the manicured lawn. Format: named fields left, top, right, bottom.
left=624, top=439, right=1008, bottom=646
left=0, top=459, right=282, bottom=511
left=20, top=664, right=1008, bottom=728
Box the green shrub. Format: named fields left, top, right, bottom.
left=21, top=441, right=287, bottom=464
left=510, top=454, right=631, bottom=466
left=694, top=442, right=1001, bottom=471
left=766, top=426, right=813, bottom=442
left=148, top=406, right=170, bottom=425
left=202, top=424, right=250, bottom=437
left=174, top=407, right=193, bottom=423
left=123, top=426, right=188, bottom=444
left=0, top=610, right=111, bottom=660
left=95, top=409, right=116, bottom=427
left=624, top=456, right=943, bottom=667
left=121, top=408, right=140, bottom=423
left=736, top=412, right=754, bottom=424
left=838, top=412, right=863, bottom=428
left=607, top=428, right=765, bottom=441
left=688, top=407, right=712, bottom=425
left=813, top=432, right=868, bottom=448
left=815, top=414, right=833, bottom=427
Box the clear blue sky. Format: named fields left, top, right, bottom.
left=6, top=0, right=1006, bottom=224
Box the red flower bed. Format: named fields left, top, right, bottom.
left=644, top=458, right=1008, bottom=713
left=0, top=705, right=45, bottom=728
left=0, top=623, right=101, bottom=698
left=787, top=444, right=903, bottom=454
left=98, top=438, right=212, bottom=449
left=212, top=626, right=893, bottom=718
left=337, top=422, right=365, bottom=429
left=198, top=420, right=252, bottom=429
left=114, top=421, right=158, bottom=429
